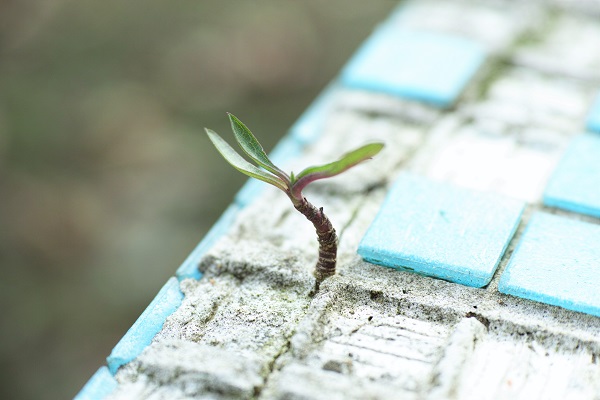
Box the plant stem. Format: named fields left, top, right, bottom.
left=293, top=197, right=338, bottom=288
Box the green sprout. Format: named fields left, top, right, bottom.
left=207, top=113, right=384, bottom=288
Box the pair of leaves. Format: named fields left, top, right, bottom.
left=206, top=113, right=384, bottom=199
left=206, top=113, right=289, bottom=192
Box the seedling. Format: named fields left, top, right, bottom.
left=206, top=113, right=384, bottom=288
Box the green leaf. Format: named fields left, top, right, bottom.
left=227, top=113, right=289, bottom=183
left=206, top=128, right=288, bottom=192
left=291, top=142, right=384, bottom=197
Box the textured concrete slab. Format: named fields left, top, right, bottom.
left=513, top=13, right=600, bottom=81
left=414, top=115, right=567, bottom=202
left=109, top=340, right=264, bottom=400
left=336, top=88, right=441, bottom=125
left=499, top=212, right=600, bottom=317
left=587, top=93, right=600, bottom=133
left=435, top=319, right=600, bottom=399
left=106, top=277, right=184, bottom=374
left=340, top=24, right=486, bottom=108
left=463, top=67, right=592, bottom=133
left=358, top=173, right=524, bottom=287
left=262, top=363, right=408, bottom=400
left=108, top=240, right=315, bottom=399
left=261, top=275, right=456, bottom=399
left=389, top=0, right=538, bottom=53
left=74, top=367, right=117, bottom=400
left=262, top=267, right=600, bottom=400
left=544, top=133, right=600, bottom=218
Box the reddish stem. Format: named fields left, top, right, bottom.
left=292, top=196, right=338, bottom=287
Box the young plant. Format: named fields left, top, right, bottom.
left=206, top=113, right=384, bottom=287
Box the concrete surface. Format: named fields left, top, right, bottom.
left=77, top=0, right=600, bottom=398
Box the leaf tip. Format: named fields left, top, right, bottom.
left=204, top=127, right=217, bottom=137
left=364, top=142, right=385, bottom=159
left=226, top=112, right=240, bottom=123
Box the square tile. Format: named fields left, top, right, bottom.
left=499, top=212, right=600, bottom=317
left=340, top=24, right=486, bottom=108
left=358, top=173, right=525, bottom=287
left=543, top=134, right=600, bottom=218
left=586, top=93, right=600, bottom=133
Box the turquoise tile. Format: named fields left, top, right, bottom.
left=235, top=135, right=304, bottom=207
left=358, top=173, right=524, bottom=287
left=340, top=24, right=486, bottom=108
left=586, top=93, right=600, bottom=133
left=499, top=212, right=600, bottom=317
left=543, top=134, right=600, bottom=218
left=289, top=83, right=338, bottom=145
left=234, top=179, right=264, bottom=207
left=74, top=366, right=117, bottom=400
left=268, top=134, right=305, bottom=166
left=106, top=277, right=183, bottom=374
left=176, top=205, right=240, bottom=280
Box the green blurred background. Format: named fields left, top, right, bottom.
left=0, top=1, right=396, bottom=398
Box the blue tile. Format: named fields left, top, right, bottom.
left=543, top=134, right=600, bottom=218
left=176, top=205, right=240, bottom=280
left=267, top=134, right=305, bottom=169
left=106, top=277, right=183, bottom=374
left=289, top=83, right=338, bottom=145
left=234, top=179, right=264, bottom=208
left=586, top=93, right=600, bottom=133
left=358, top=173, right=524, bottom=287
left=235, top=135, right=304, bottom=207
left=74, top=366, right=118, bottom=400
left=340, top=24, right=486, bottom=108
left=499, top=212, right=600, bottom=317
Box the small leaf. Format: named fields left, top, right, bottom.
left=206, top=128, right=288, bottom=192
left=227, top=113, right=289, bottom=183
left=291, top=142, right=384, bottom=197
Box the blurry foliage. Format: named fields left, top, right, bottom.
left=0, top=0, right=395, bottom=399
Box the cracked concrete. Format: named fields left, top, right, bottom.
left=109, top=248, right=600, bottom=399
